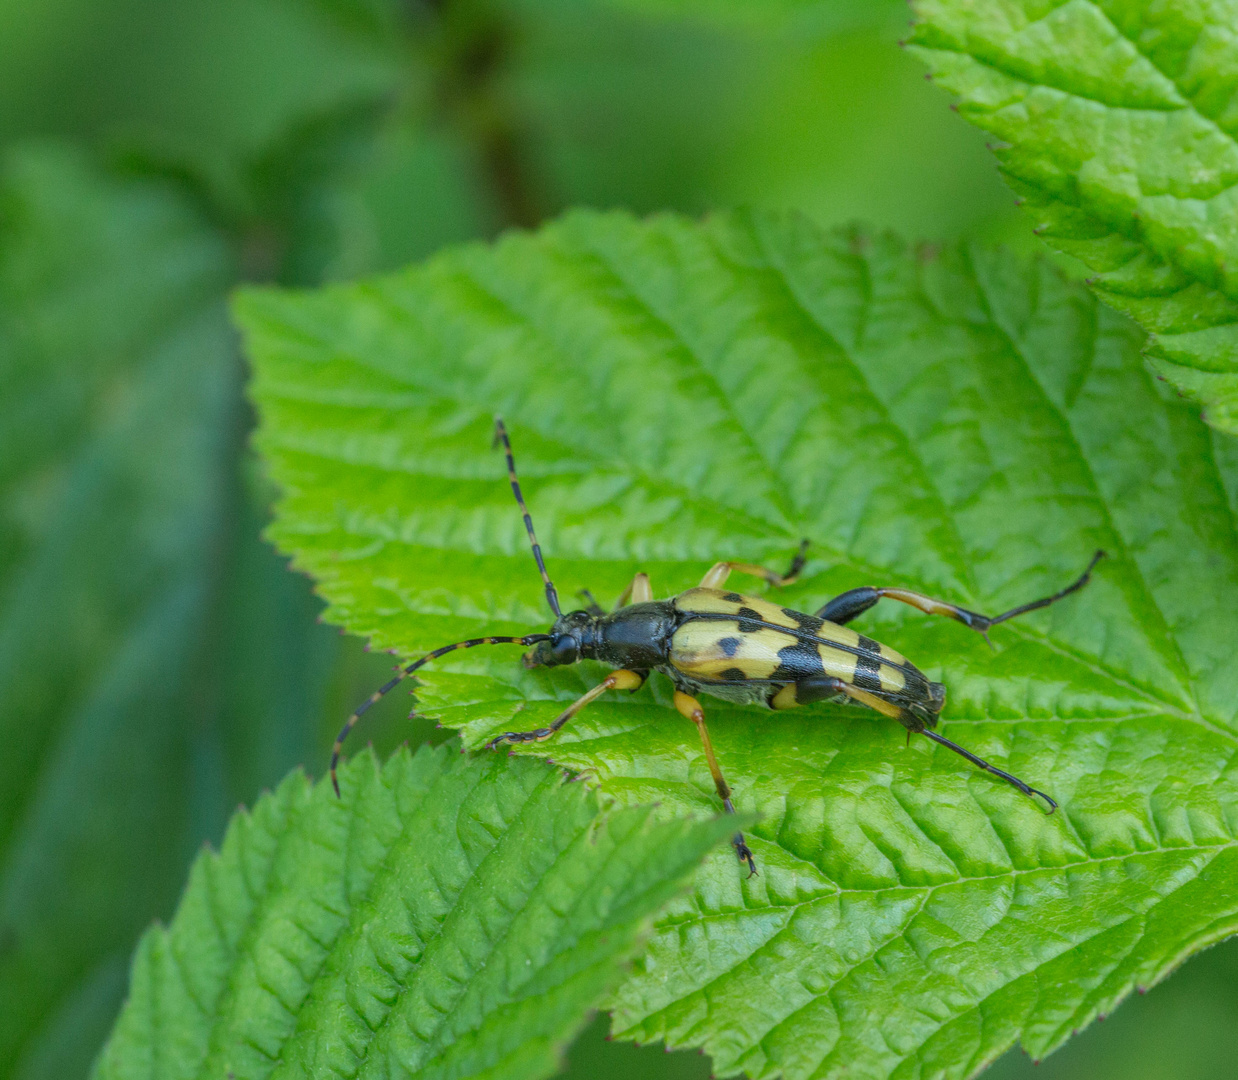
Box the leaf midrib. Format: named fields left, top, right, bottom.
left=440, top=693, right=1238, bottom=893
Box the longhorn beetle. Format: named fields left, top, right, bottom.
left=331, top=418, right=1104, bottom=877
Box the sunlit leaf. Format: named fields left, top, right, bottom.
left=237, top=208, right=1238, bottom=1078
left=908, top=0, right=1238, bottom=433
left=94, top=745, right=732, bottom=1080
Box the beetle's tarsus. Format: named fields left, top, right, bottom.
left=734, top=835, right=758, bottom=877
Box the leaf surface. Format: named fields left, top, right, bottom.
left=237, top=209, right=1238, bottom=1079
left=907, top=0, right=1238, bottom=432
left=94, top=745, right=731, bottom=1080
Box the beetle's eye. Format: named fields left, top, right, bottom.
left=550, top=636, right=579, bottom=665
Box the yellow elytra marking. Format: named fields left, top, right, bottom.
left=875, top=641, right=908, bottom=666
left=670, top=620, right=783, bottom=680
left=675, top=588, right=864, bottom=648
left=671, top=591, right=918, bottom=689
left=814, top=642, right=859, bottom=684
left=878, top=664, right=906, bottom=694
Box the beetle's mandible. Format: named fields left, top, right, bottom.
left=330, top=419, right=1105, bottom=877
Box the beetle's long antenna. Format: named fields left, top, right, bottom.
left=331, top=633, right=552, bottom=796
left=493, top=417, right=562, bottom=616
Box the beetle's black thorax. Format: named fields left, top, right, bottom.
left=586, top=601, right=678, bottom=669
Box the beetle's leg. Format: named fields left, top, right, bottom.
left=813, top=588, right=880, bottom=626
left=614, top=572, right=653, bottom=609
left=700, top=539, right=809, bottom=590
left=780, top=678, right=1057, bottom=813
left=922, top=729, right=1057, bottom=813
left=673, top=690, right=757, bottom=877
left=485, top=669, right=646, bottom=748
left=768, top=675, right=850, bottom=710
left=814, top=551, right=1106, bottom=643
left=577, top=589, right=606, bottom=617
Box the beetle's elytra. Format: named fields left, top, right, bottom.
left=331, top=419, right=1104, bottom=877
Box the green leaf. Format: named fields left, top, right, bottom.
left=93, top=744, right=732, bottom=1080
left=906, top=0, right=1238, bottom=433
left=237, top=208, right=1238, bottom=1078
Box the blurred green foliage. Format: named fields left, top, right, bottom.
left=0, top=1, right=1233, bottom=1079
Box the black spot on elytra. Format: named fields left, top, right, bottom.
left=736, top=607, right=764, bottom=633
left=708, top=631, right=732, bottom=658
left=720, top=667, right=747, bottom=682
left=723, top=592, right=744, bottom=603
left=717, top=636, right=741, bottom=657
left=771, top=640, right=824, bottom=681
left=781, top=608, right=823, bottom=633
left=853, top=635, right=883, bottom=691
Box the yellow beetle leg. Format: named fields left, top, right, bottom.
left=615, top=571, right=653, bottom=608
left=699, top=539, right=809, bottom=589
left=486, top=669, right=645, bottom=749
left=579, top=571, right=654, bottom=616
left=816, top=551, right=1105, bottom=646
left=673, top=690, right=757, bottom=877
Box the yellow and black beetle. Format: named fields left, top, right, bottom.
left=332, top=419, right=1104, bottom=876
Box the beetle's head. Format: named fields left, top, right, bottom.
left=523, top=609, right=597, bottom=668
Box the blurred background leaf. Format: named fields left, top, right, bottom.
left=0, top=1, right=1233, bottom=1079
